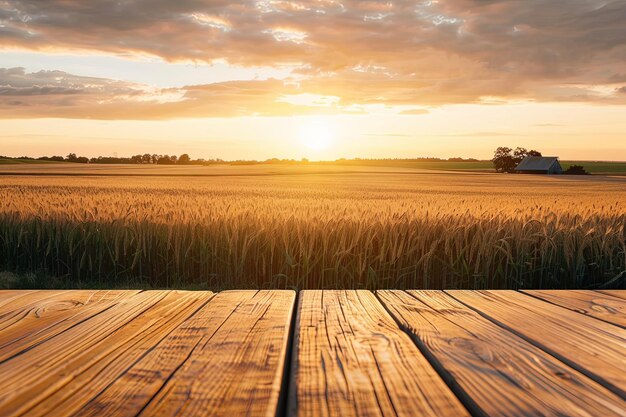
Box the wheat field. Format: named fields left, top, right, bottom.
left=0, top=168, right=624, bottom=289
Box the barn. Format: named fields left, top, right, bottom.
left=514, top=156, right=563, bottom=174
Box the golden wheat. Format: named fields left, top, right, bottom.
left=0, top=170, right=624, bottom=289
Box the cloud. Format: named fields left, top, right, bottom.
left=0, top=67, right=352, bottom=119
left=1, top=0, right=625, bottom=118
left=0, top=67, right=191, bottom=118
left=0, top=67, right=144, bottom=96
left=2, top=66, right=626, bottom=120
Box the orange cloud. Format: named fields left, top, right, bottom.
left=1, top=66, right=625, bottom=120
left=1, top=0, right=625, bottom=118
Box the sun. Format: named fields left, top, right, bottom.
left=297, top=118, right=335, bottom=151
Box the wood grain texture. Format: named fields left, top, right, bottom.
left=129, top=290, right=295, bottom=417
left=598, top=290, right=626, bottom=301
left=0, top=289, right=624, bottom=417
left=524, top=290, right=626, bottom=327
left=18, top=290, right=211, bottom=417
left=0, top=291, right=42, bottom=311
left=0, top=290, right=66, bottom=317
left=288, top=290, right=469, bottom=417
left=70, top=290, right=236, bottom=417
left=450, top=290, right=626, bottom=397
left=0, top=290, right=210, bottom=417
left=0, top=290, right=140, bottom=362
left=378, top=290, right=626, bottom=417
left=0, top=290, right=164, bottom=416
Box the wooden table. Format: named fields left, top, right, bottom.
left=0, top=290, right=623, bottom=416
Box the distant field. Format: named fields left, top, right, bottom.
left=324, top=160, right=493, bottom=171
left=0, top=163, right=424, bottom=176
left=1, top=169, right=624, bottom=290
left=562, top=161, right=626, bottom=174
left=0, top=158, right=60, bottom=165
left=330, top=159, right=626, bottom=174
left=0, top=159, right=624, bottom=174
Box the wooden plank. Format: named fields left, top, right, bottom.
left=0, top=290, right=42, bottom=311
left=0, top=290, right=38, bottom=301
left=0, top=291, right=135, bottom=335
left=0, top=291, right=131, bottom=331
left=379, top=290, right=626, bottom=417
left=84, top=290, right=295, bottom=417
left=598, top=290, right=626, bottom=301
left=450, top=290, right=626, bottom=397
left=21, top=290, right=212, bottom=417
left=288, top=290, right=469, bottom=417
left=0, top=290, right=65, bottom=316
left=0, top=290, right=209, bottom=417
left=66, top=290, right=237, bottom=417
left=523, top=290, right=626, bottom=327
left=0, top=290, right=140, bottom=361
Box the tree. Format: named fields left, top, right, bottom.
left=66, top=153, right=78, bottom=162
left=493, top=146, right=543, bottom=173
left=157, top=155, right=175, bottom=165
left=37, top=155, right=64, bottom=162
left=492, top=147, right=517, bottom=173
left=513, top=147, right=527, bottom=164
left=513, top=147, right=542, bottom=164
left=178, top=154, right=191, bottom=164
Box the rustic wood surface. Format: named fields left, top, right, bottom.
left=24, top=291, right=212, bottom=417
left=0, top=289, right=623, bottom=417
left=449, top=290, right=626, bottom=398
left=378, top=290, right=626, bottom=416
left=288, top=290, right=468, bottom=417
left=598, top=290, right=626, bottom=301
left=0, top=290, right=141, bottom=362
left=136, top=290, right=295, bottom=417
left=523, top=290, right=626, bottom=327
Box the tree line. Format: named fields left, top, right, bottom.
left=4, top=154, right=482, bottom=165
left=21, top=153, right=219, bottom=165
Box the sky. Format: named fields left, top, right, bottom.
left=0, top=0, right=625, bottom=161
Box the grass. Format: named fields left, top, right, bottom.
left=0, top=170, right=624, bottom=290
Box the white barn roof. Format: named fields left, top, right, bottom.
left=515, top=156, right=560, bottom=171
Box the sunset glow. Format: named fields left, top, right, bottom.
left=298, top=118, right=336, bottom=153
left=0, top=1, right=624, bottom=160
